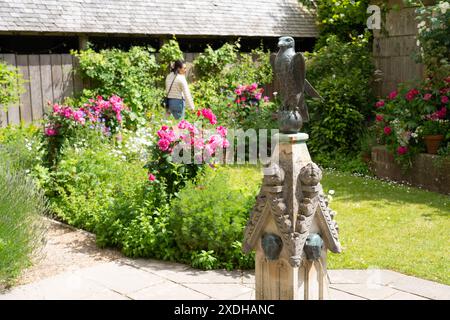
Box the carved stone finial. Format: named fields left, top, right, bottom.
left=299, top=162, right=322, bottom=186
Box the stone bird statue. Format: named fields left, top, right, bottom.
left=270, top=36, right=321, bottom=133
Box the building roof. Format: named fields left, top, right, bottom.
left=0, top=0, right=318, bottom=38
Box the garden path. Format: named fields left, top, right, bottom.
left=1, top=219, right=449, bottom=300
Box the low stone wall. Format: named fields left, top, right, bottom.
left=371, top=146, right=450, bottom=195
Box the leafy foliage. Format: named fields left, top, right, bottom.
left=72, top=47, right=163, bottom=126
left=169, top=166, right=260, bottom=270
left=315, top=0, right=370, bottom=47
left=0, top=61, right=24, bottom=111
left=305, top=34, right=375, bottom=155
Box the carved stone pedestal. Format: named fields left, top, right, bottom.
left=243, top=133, right=341, bottom=300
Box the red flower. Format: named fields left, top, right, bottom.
left=375, top=100, right=385, bottom=108
left=441, top=96, right=449, bottom=104
left=397, top=146, right=408, bottom=155
left=405, top=89, right=419, bottom=101
left=148, top=173, right=156, bottom=181
left=384, top=126, right=392, bottom=135
left=375, top=114, right=383, bottom=122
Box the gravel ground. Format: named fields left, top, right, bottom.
left=15, top=218, right=123, bottom=287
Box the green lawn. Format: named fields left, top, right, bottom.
left=321, top=170, right=450, bottom=285
left=234, top=166, right=449, bottom=285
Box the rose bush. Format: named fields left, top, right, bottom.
left=373, top=77, right=450, bottom=167
left=42, top=95, right=127, bottom=167
left=145, top=108, right=230, bottom=198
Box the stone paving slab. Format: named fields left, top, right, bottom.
left=4, top=218, right=448, bottom=300
left=2, top=258, right=449, bottom=300
left=127, top=280, right=211, bottom=300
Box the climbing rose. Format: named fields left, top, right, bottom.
left=384, top=126, right=392, bottom=135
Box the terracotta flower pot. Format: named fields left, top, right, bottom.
left=423, top=135, right=444, bottom=154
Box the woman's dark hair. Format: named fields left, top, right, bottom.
left=171, top=60, right=185, bottom=74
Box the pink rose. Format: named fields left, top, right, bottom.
left=178, top=120, right=189, bottom=129
left=193, top=138, right=205, bottom=150
left=216, top=126, right=227, bottom=137
left=423, top=93, right=432, bottom=101
left=222, top=139, right=230, bottom=148
left=148, top=173, right=156, bottom=181
left=384, top=126, right=392, bottom=135
left=157, top=138, right=170, bottom=151
left=52, top=103, right=61, bottom=113
left=375, top=100, right=385, bottom=108
left=375, top=114, right=383, bottom=122
left=161, top=125, right=169, bottom=131
left=397, top=146, right=408, bottom=155
left=234, top=89, right=242, bottom=96
left=405, top=89, right=419, bottom=101
left=388, top=91, right=398, bottom=100
left=116, top=112, right=122, bottom=123
left=263, top=96, right=270, bottom=103
left=441, top=96, right=449, bottom=104
left=45, top=127, right=57, bottom=136
left=255, top=93, right=262, bottom=100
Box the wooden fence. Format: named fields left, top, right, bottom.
left=0, top=53, right=207, bottom=127
left=0, top=52, right=278, bottom=127
left=0, top=53, right=86, bottom=127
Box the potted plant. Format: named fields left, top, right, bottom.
left=420, top=120, right=447, bottom=154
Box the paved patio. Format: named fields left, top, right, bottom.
left=1, top=258, right=449, bottom=300
left=1, top=219, right=449, bottom=300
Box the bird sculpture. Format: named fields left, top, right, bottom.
left=270, top=36, right=321, bottom=133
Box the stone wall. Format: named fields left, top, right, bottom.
left=371, top=146, right=450, bottom=195
left=372, top=0, right=425, bottom=97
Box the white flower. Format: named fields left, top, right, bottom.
left=416, top=40, right=420, bottom=47
left=438, top=1, right=449, bottom=14
left=328, top=189, right=335, bottom=195
left=417, top=21, right=426, bottom=29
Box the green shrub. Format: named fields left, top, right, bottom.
left=169, top=166, right=261, bottom=270
left=305, top=34, right=375, bottom=156
left=157, top=38, right=184, bottom=76
left=0, top=125, right=43, bottom=173
left=0, top=148, right=46, bottom=287
left=47, top=141, right=148, bottom=232
left=72, top=46, right=163, bottom=126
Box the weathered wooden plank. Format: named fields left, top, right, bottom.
left=28, top=55, right=44, bottom=121
left=40, top=54, right=53, bottom=112
left=51, top=54, right=63, bottom=103
left=61, top=54, right=74, bottom=101
left=2, top=54, right=21, bottom=125
left=17, top=55, right=32, bottom=123
left=72, top=55, right=84, bottom=94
